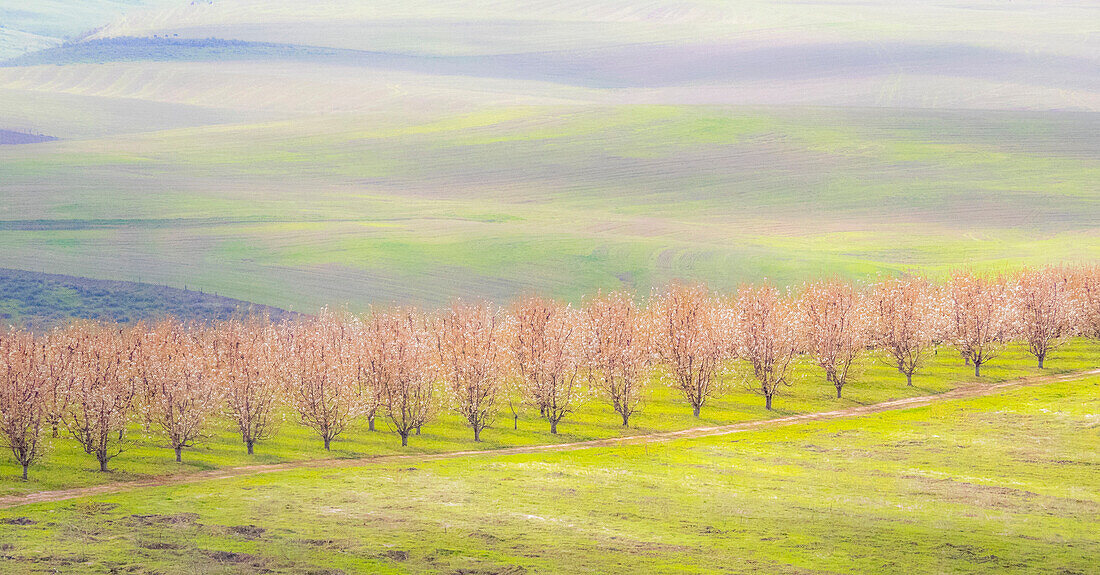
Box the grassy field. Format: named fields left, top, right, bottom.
left=2, top=339, right=1096, bottom=499
left=1, top=349, right=1097, bottom=573
left=0, top=105, right=1096, bottom=310
left=1, top=0, right=1097, bottom=311
left=0, top=3, right=1096, bottom=573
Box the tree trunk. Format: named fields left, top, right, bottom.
left=52, top=423, right=59, bottom=438
left=1038, top=355, right=1045, bottom=369
left=550, top=419, right=558, bottom=434
left=118, top=428, right=125, bottom=441
left=22, top=463, right=28, bottom=480
left=98, top=453, right=109, bottom=472
left=174, top=447, right=182, bottom=463
left=836, top=384, right=842, bottom=399
left=906, top=372, right=913, bottom=387
left=765, top=394, right=773, bottom=411
left=974, top=362, right=981, bottom=377
left=400, top=432, right=408, bottom=447
left=323, top=437, right=331, bottom=450
left=621, top=412, right=630, bottom=427
left=692, top=404, right=701, bottom=418
left=473, top=427, right=481, bottom=442
left=246, top=440, right=254, bottom=455
left=415, top=426, right=421, bottom=436
left=513, top=413, right=518, bottom=430
left=368, top=416, right=375, bottom=432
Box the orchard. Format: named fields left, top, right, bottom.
left=1, top=265, right=1098, bottom=479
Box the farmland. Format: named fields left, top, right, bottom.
left=1, top=360, right=1098, bottom=574
left=0, top=0, right=1097, bottom=311
left=0, top=335, right=1094, bottom=497
left=0, top=1, right=1098, bottom=573
left=1, top=104, right=1096, bottom=310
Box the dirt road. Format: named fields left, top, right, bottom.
left=2, top=368, right=1097, bottom=510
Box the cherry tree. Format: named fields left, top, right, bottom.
left=1069, top=265, right=1100, bottom=340
left=365, top=309, right=437, bottom=446
left=39, top=328, right=80, bottom=438
left=499, top=347, right=526, bottom=431
left=280, top=310, right=363, bottom=450
left=797, top=280, right=868, bottom=398
left=867, top=276, right=942, bottom=386
left=352, top=318, right=385, bottom=433
left=138, top=319, right=222, bottom=462
left=654, top=284, right=723, bottom=417
left=582, top=291, right=653, bottom=426
left=0, top=329, right=50, bottom=479
left=734, top=284, right=801, bottom=410
left=434, top=302, right=507, bottom=441
left=946, top=272, right=1016, bottom=377
left=211, top=318, right=283, bottom=454
left=1011, top=267, right=1073, bottom=368
left=509, top=297, right=584, bottom=434
left=61, top=323, right=138, bottom=472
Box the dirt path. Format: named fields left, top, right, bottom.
left=3, top=368, right=1097, bottom=510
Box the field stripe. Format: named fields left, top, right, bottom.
left=2, top=368, right=1098, bottom=510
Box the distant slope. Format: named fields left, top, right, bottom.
left=0, top=0, right=175, bottom=59
left=0, top=105, right=1095, bottom=309
left=0, top=37, right=336, bottom=67
left=0, top=0, right=1096, bottom=310
left=77, top=0, right=1099, bottom=110
left=0, top=26, right=57, bottom=61
left=7, top=36, right=1095, bottom=96
left=0, top=268, right=299, bottom=329
left=0, top=129, right=57, bottom=145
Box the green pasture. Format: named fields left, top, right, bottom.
left=0, top=3, right=1096, bottom=571
left=1, top=106, right=1096, bottom=309
left=2, top=339, right=1096, bottom=498
left=1, top=349, right=1097, bottom=573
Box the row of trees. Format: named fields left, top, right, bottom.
left=1, top=266, right=1098, bottom=478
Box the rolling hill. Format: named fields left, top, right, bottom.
left=0, top=0, right=1097, bottom=310
left=0, top=267, right=298, bottom=329
left=0, top=0, right=175, bottom=59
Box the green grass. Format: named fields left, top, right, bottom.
left=0, top=2, right=1095, bottom=312
left=1, top=347, right=1097, bottom=573
left=1, top=106, right=1096, bottom=310
left=2, top=339, right=1096, bottom=499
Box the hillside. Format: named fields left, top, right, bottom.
left=0, top=268, right=298, bottom=329
left=0, top=4, right=1098, bottom=571
left=0, top=1, right=175, bottom=59
left=0, top=0, right=1096, bottom=311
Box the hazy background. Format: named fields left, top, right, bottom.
left=1, top=0, right=1097, bottom=314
